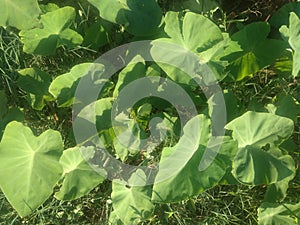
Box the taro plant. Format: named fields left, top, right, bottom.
left=0, top=1, right=300, bottom=224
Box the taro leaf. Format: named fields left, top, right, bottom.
left=221, top=22, right=286, bottom=80
left=152, top=115, right=238, bottom=202
left=266, top=93, right=300, bottom=122
left=113, top=60, right=146, bottom=98
left=82, top=21, right=109, bottom=50
left=0, top=0, right=41, bottom=30
left=153, top=12, right=226, bottom=83
left=87, top=0, right=162, bottom=36
left=258, top=202, right=300, bottom=225
left=17, top=68, right=54, bottom=110
left=0, top=121, right=63, bottom=217
left=264, top=154, right=296, bottom=202
left=49, top=63, right=108, bottom=107
left=273, top=50, right=293, bottom=77
left=173, top=0, right=220, bottom=14
left=225, top=111, right=294, bottom=148
left=232, top=146, right=294, bottom=185
left=109, top=211, right=123, bottom=225
left=55, top=146, right=106, bottom=200
left=19, top=6, right=83, bottom=55
left=270, top=2, right=300, bottom=29
left=111, top=169, right=154, bottom=225
left=279, top=13, right=300, bottom=77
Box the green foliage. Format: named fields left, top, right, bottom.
left=0, top=122, right=63, bottom=217
left=0, top=0, right=299, bottom=224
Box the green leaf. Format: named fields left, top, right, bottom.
left=0, top=122, right=63, bottom=217
left=258, top=202, right=300, bottom=225
left=0, top=0, right=41, bottom=30
left=221, top=22, right=286, bottom=80
left=19, top=6, right=83, bottom=55
left=111, top=170, right=154, bottom=225
left=82, top=21, right=109, bottom=50
left=49, top=63, right=107, bottom=107
left=232, top=146, right=295, bottom=185
left=87, top=0, right=162, bottom=36
left=113, top=59, right=146, bottom=98
left=225, top=111, right=294, bottom=148
left=55, top=146, right=106, bottom=200
left=17, top=68, right=53, bottom=110
left=270, top=2, right=300, bottom=29
left=152, top=115, right=238, bottom=202
left=280, top=12, right=300, bottom=77
left=266, top=93, right=300, bottom=122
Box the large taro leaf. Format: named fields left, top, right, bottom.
left=0, top=0, right=41, bottom=30
left=0, top=122, right=63, bottom=217
left=270, top=2, right=300, bottom=29
left=49, top=63, right=110, bottom=107
left=111, top=170, right=154, bottom=225
left=152, top=115, right=238, bottom=202
left=54, top=146, right=106, bottom=200
left=225, top=111, right=294, bottom=148
left=87, top=0, right=162, bottom=36
left=221, top=22, right=286, bottom=80
left=279, top=13, right=300, bottom=77
left=19, top=6, right=83, bottom=55
left=258, top=202, right=300, bottom=225
left=17, top=68, right=54, bottom=110
left=232, top=146, right=295, bottom=185
left=152, top=12, right=226, bottom=84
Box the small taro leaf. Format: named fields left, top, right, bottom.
left=258, top=202, right=300, bottom=225
left=174, top=0, right=220, bottom=14
left=282, top=13, right=300, bottom=77
left=49, top=63, right=106, bottom=107
left=221, top=22, right=286, bottom=81
left=273, top=94, right=300, bottom=122
left=0, top=107, right=24, bottom=140
left=17, top=68, right=53, bottom=110
left=113, top=60, right=147, bottom=98
left=111, top=170, right=154, bottom=225
left=73, top=97, right=114, bottom=146
left=0, top=0, right=41, bottom=30
left=232, top=146, right=294, bottom=185
left=87, top=0, right=162, bottom=36
left=269, top=2, right=300, bottom=29
left=39, top=3, right=60, bottom=13
left=19, top=7, right=83, bottom=55
left=0, top=90, right=7, bottom=118
left=264, top=156, right=295, bottom=202
left=82, top=21, right=109, bottom=50
left=0, top=121, right=63, bottom=217
left=273, top=50, right=293, bottom=77
left=54, top=146, right=106, bottom=200
left=225, top=111, right=294, bottom=148
left=152, top=115, right=238, bottom=202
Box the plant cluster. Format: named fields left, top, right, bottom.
left=0, top=0, right=300, bottom=224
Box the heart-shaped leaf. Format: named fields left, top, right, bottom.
left=225, top=111, right=294, bottom=148
left=232, top=146, right=295, bottom=185
left=17, top=68, right=54, bottom=110
left=55, top=146, right=106, bottom=200
left=152, top=115, right=238, bottom=202
left=19, top=6, right=83, bottom=55
left=0, top=122, right=63, bottom=217
left=221, top=22, right=286, bottom=80
left=112, top=170, right=154, bottom=225
left=0, top=0, right=41, bottom=30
